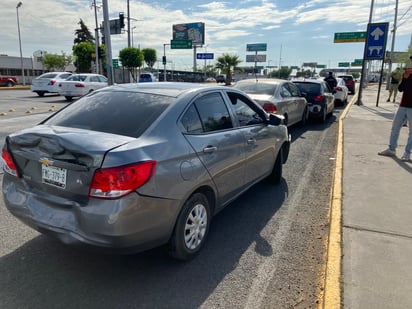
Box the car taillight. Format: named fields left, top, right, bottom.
left=263, top=103, right=277, bottom=113
left=89, top=161, right=157, bottom=199
left=75, top=83, right=85, bottom=88
left=1, top=147, right=20, bottom=177
left=314, top=95, right=325, bottom=102
left=335, top=87, right=343, bottom=91
left=48, top=79, right=57, bottom=85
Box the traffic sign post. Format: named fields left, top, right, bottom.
left=357, top=22, right=389, bottom=106
left=334, top=32, right=366, bottom=43
left=196, top=53, right=214, bottom=60
left=171, top=39, right=192, bottom=49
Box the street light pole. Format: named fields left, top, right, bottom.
left=16, top=1, right=25, bottom=85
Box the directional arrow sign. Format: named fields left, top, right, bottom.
left=365, top=22, right=389, bottom=60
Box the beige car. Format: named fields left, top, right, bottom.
left=234, top=78, right=309, bottom=127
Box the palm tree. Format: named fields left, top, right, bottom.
left=215, top=54, right=242, bottom=85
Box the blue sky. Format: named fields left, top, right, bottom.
left=1, top=0, right=411, bottom=71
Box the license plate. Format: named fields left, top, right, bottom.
left=42, top=165, right=67, bottom=189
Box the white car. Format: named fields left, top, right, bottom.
left=333, top=78, right=349, bottom=106
left=31, top=72, right=72, bottom=97
left=58, top=74, right=108, bottom=101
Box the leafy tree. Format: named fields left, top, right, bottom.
left=72, top=19, right=95, bottom=73
left=142, top=48, right=157, bottom=69
left=215, top=54, right=242, bottom=85
left=119, top=47, right=144, bottom=82
left=269, top=67, right=292, bottom=79
left=73, top=41, right=95, bottom=73
left=74, top=19, right=94, bottom=44
left=43, top=52, right=73, bottom=71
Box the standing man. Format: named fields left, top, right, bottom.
left=387, top=67, right=402, bottom=102
left=378, top=56, right=412, bottom=161
left=324, top=71, right=337, bottom=92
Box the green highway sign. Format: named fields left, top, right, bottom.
left=334, top=32, right=366, bottom=43
left=316, top=64, right=326, bottom=68
left=171, top=39, right=192, bottom=49
left=112, top=59, right=119, bottom=68
left=351, top=59, right=363, bottom=66
left=338, top=62, right=350, bottom=67
left=246, top=43, right=267, bottom=52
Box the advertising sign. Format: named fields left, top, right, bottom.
left=173, top=22, right=205, bottom=45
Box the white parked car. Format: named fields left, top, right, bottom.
left=31, top=72, right=73, bottom=97
left=58, top=73, right=108, bottom=101
left=333, top=78, right=349, bottom=106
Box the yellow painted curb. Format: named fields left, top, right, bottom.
left=319, top=95, right=355, bottom=309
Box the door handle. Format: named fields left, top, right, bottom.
left=203, top=146, right=217, bottom=153
left=247, top=138, right=256, bottom=144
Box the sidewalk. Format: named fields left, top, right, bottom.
left=342, top=84, right=412, bottom=308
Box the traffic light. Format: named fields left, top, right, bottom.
left=119, top=12, right=125, bottom=29
left=98, top=47, right=103, bottom=59
left=162, top=56, right=166, bottom=65
left=101, top=35, right=105, bottom=45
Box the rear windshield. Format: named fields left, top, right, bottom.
left=294, top=82, right=321, bottom=94
left=39, top=73, right=58, bottom=79
left=140, top=74, right=152, bottom=79
left=43, top=91, right=175, bottom=138
left=236, top=82, right=277, bottom=95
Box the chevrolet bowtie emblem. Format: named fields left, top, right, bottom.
left=39, top=158, right=54, bottom=166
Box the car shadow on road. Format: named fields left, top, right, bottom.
left=0, top=179, right=289, bottom=308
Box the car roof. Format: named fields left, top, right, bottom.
left=96, top=82, right=233, bottom=98
left=292, top=79, right=324, bottom=84
left=236, top=78, right=283, bottom=85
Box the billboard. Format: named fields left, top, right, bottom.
left=246, top=43, right=267, bottom=52
left=173, top=22, right=205, bottom=45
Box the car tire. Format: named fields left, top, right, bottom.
left=36, top=91, right=45, bottom=97
left=300, top=107, right=308, bottom=127
left=169, top=192, right=211, bottom=261
left=6, top=81, right=14, bottom=87
left=65, top=96, right=73, bottom=101
left=267, top=148, right=283, bottom=184
left=320, top=106, right=327, bottom=123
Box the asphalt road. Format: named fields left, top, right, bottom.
left=0, top=90, right=344, bottom=309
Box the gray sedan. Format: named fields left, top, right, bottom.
left=234, top=78, right=309, bottom=127
left=2, top=83, right=290, bottom=260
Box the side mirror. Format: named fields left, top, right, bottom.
left=269, top=113, right=286, bottom=126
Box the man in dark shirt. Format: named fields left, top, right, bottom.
left=324, top=71, right=337, bottom=92
left=378, top=56, right=412, bottom=161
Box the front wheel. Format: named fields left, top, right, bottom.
left=169, top=193, right=211, bottom=261
left=6, top=81, right=14, bottom=87
left=267, top=148, right=283, bottom=184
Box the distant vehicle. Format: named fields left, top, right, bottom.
left=292, top=79, right=335, bottom=123
left=58, top=73, right=108, bottom=101
left=2, top=82, right=290, bottom=260
left=333, top=78, right=349, bottom=106
left=31, top=72, right=72, bottom=96
left=216, top=75, right=226, bottom=83
left=234, top=78, right=309, bottom=127
left=338, top=75, right=355, bottom=94
left=0, top=75, right=18, bottom=87
left=139, top=73, right=157, bottom=82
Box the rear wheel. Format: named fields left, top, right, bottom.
left=36, top=91, right=45, bottom=97
left=65, top=96, right=73, bottom=101
left=6, top=81, right=14, bottom=87
left=169, top=193, right=211, bottom=261
left=320, top=106, right=327, bottom=123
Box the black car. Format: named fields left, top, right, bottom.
left=292, top=79, right=335, bottom=123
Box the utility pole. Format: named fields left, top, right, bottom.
left=127, top=0, right=131, bottom=47
left=386, top=0, right=399, bottom=90
left=92, top=0, right=100, bottom=74
left=357, top=0, right=375, bottom=105
left=102, top=0, right=114, bottom=85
